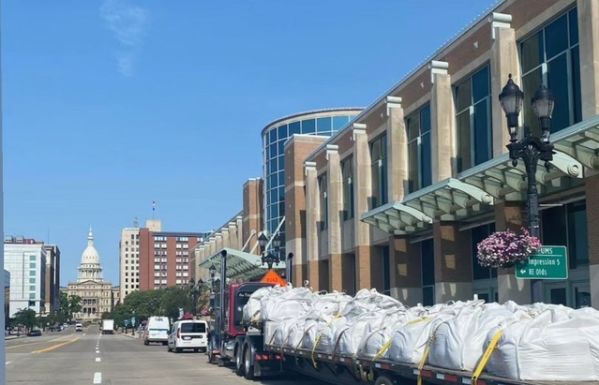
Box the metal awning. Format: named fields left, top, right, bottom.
left=362, top=116, right=599, bottom=235
left=198, top=248, right=286, bottom=281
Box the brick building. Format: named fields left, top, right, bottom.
left=138, top=227, right=204, bottom=290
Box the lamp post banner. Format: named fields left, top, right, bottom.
left=516, top=245, right=568, bottom=280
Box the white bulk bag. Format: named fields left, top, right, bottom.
left=387, top=311, right=456, bottom=364
left=242, top=286, right=272, bottom=324
left=358, top=310, right=415, bottom=358
left=486, top=308, right=599, bottom=381
left=428, top=303, right=528, bottom=371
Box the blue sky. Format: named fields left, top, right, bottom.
left=3, top=0, right=498, bottom=285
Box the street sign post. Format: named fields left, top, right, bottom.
left=516, top=245, right=568, bottom=280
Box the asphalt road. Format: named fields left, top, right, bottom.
left=6, top=325, right=328, bottom=385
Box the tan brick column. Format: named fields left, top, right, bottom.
left=490, top=13, right=518, bottom=157
left=578, top=1, right=599, bottom=307
left=495, top=201, right=531, bottom=304
left=386, top=96, right=408, bottom=202
left=228, top=222, right=238, bottom=250
left=352, top=124, right=374, bottom=289
left=326, top=144, right=344, bottom=292
left=433, top=222, right=473, bottom=302
left=208, top=237, right=216, bottom=257
left=430, top=60, right=454, bottom=182
left=221, top=227, right=230, bottom=249
left=215, top=233, right=223, bottom=252
left=390, top=235, right=422, bottom=306
left=235, top=216, right=244, bottom=251
left=305, top=161, right=321, bottom=290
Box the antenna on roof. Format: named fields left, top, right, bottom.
left=152, top=201, right=156, bottom=219
left=133, top=216, right=139, bottom=227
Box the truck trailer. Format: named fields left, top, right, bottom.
left=208, top=284, right=599, bottom=385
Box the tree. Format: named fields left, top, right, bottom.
left=159, top=287, right=192, bottom=320
left=14, top=309, right=37, bottom=332
left=69, top=295, right=82, bottom=317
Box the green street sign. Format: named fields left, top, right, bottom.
left=516, top=245, right=568, bottom=280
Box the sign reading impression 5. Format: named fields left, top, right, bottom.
left=516, top=245, right=568, bottom=280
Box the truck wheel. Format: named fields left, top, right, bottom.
left=175, top=347, right=182, bottom=353
left=144, top=340, right=149, bottom=346
left=243, top=346, right=255, bottom=380
left=374, top=375, right=397, bottom=385
left=235, top=346, right=244, bottom=376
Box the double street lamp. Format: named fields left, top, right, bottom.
left=498, top=74, right=555, bottom=239
left=258, top=232, right=281, bottom=269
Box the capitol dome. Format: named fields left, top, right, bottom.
left=77, top=226, right=103, bottom=282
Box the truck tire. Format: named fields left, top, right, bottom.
left=374, top=375, right=397, bottom=385
left=144, top=340, right=149, bottom=346
left=243, top=345, right=255, bottom=380
left=235, top=345, right=244, bottom=376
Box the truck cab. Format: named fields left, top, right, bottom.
left=208, top=282, right=272, bottom=366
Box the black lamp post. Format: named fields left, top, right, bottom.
left=189, top=278, right=201, bottom=316
left=208, top=264, right=216, bottom=292
left=258, top=232, right=281, bottom=269
left=499, top=74, right=555, bottom=240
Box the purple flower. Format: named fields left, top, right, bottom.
left=476, top=228, right=541, bottom=268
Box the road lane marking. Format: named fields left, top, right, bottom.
left=96, top=350, right=100, bottom=354
left=5, top=361, right=11, bottom=365
left=93, top=372, right=102, bottom=384
left=95, top=357, right=101, bottom=362
left=32, top=337, right=80, bottom=354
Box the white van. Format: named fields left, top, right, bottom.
left=75, top=323, right=83, bottom=332
left=143, top=316, right=170, bottom=345
left=167, top=320, right=208, bottom=353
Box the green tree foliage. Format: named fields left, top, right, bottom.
left=14, top=309, right=37, bottom=332
left=102, top=287, right=196, bottom=327
left=69, top=295, right=82, bottom=316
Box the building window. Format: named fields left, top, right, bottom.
left=370, top=134, right=388, bottom=208
left=520, top=8, right=581, bottom=135
left=341, top=156, right=354, bottom=220
left=421, top=239, right=435, bottom=306
left=471, top=224, right=497, bottom=280
left=454, top=64, right=492, bottom=172
left=541, top=200, right=588, bottom=269
left=29, top=255, right=36, bottom=261
left=406, top=104, right=432, bottom=193
left=29, top=278, right=35, bottom=284
left=318, top=173, right=328, bottom=230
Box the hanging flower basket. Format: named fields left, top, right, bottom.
left=476, top=228, right=541, bottom=268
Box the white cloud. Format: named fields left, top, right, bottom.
left=100, top=0, right=149, bottom=76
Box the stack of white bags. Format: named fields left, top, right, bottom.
left=242, top=285, right=599, bottom=381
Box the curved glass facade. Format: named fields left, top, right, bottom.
left=262, top=109, right=361, bottom=235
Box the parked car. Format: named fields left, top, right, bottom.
left=143, top=316, right=170, bottom=346
left=167, top=320, right=208, bottom=353
left=75, top=323, right=83, bottom=332
left=27, top=329, right=42, bottom=337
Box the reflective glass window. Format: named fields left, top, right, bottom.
left=318, top=173, right=328, bottom=230
left=317, top=117, right=332, bottom=133
left=289, top=121, right=301, bottom=136
left=341, top=156, right=354, bottom=220
left=269, top=128, right=277, bottom=143
left=278, top=156, right=285, bottom=170
left=370, top=134, right=387, bottom=208
left=278, top=171, right=285, bottom=186
left=302, top=119, right=316, bottom=134
left=269, top=173, right=277, bottom=188
left=333, top=116, right=349, bottom=130
left=278, top=140, right=285, bottom=154
left=269, top=142, right=277, bottom=158
left=277, top=124, right=288, bottom=140
left=520, top=8, right=580, bottom=134
left=421, top=239, right=435, bottom=287
left=269, top=158, right=277, bottom=173
left=405, top=104, right=431, bottom=192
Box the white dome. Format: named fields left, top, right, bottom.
left=77, top=226, right=103, bottom=282
left=80, top=228, right=101, bottom=264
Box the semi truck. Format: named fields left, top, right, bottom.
left=102, top=319, right=115, bottom=335
left=208, top=283, right=598, bottom=385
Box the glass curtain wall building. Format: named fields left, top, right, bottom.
left=262, top=108, right=362, bottom=238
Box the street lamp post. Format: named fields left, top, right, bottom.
left=499, top=74, right=555, bottom=302
left=258, top=232, right=281, bottom=269
left=189, top=278, right=201, bottom=316
left=218, top=249, right=227, bottom=347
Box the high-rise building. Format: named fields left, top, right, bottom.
left=138, top=226, right=204, bottom=290
left=4, top=236, right=47, bottom=316
left=119, top=226, right=142, bottom=300
left=261, top=109, right=362, bottom=237
left=42, top=244, right=60, bottom=314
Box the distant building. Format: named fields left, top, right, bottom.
left=66, top=228, right=112, bottom=321
left=138, top=222, right=205, bottom=290
left=4, top=236, right=47, bottom=316
left=111, top=286, right=121, bottom=308
left=119, top=226, right=142, bottom=301
left=42, top=245, right=60, bottom=314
